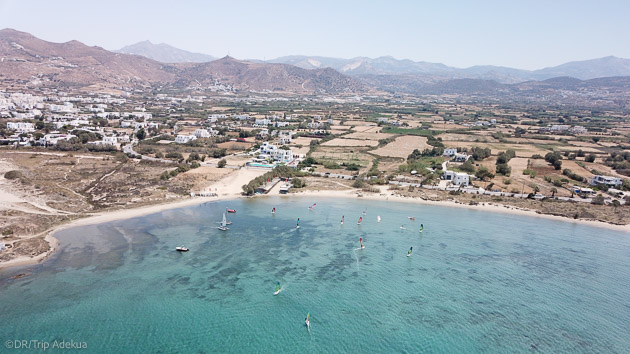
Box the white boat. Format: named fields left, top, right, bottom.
left=176, top=246, right=189, bottom=252
left=218, top=212, right=229, bottom=231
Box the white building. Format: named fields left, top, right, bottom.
left=7, top=122, right=35, bottom=133
left=254, top=118, right=272, bottom=126
left=443, top=171, right=470, bottom=186
left=279, top=136, right=291, bottom=145
left=443, top=148, right=458, bottom=157
left=550, top=125, right=570, bottom=133
left=193, top=129, right=211, bottom=138
left=590, top=175, right=622, bottom=187
left=453, top=153, right=470, bottom=162
left=273, top=149, right=294, bottom=163
left=569, top=126, right=588, bottom=135
left=307, top=122, right=322, bottom=129
left=258, top=142, right=294, bottom=163
left=43, top=134, right=76, bottom=145
left=175, top=135, right=197, bottom=144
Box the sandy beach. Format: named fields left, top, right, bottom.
left=2, top=170, right=629, bottom=271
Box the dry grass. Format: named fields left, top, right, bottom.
left=372, top=135, right=429, bottom=158
left=321, top=138, right=379, bottom=147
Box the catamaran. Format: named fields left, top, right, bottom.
left=218, top=212, right=229, bottom=231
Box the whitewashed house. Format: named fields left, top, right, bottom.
left=443, top=171, right=470, bottom=186
left=7, top=122, right=35, bottom=133
left=443, top=148, right=458, bottom=157
left=193, top=129, right=211, bottom=138
left=453, top=153, right=470, bottom=162
left=590, top=175, right=622, bottom=187
left=175, top=135, right=197, bottom=144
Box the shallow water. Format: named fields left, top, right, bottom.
left=1, top=197, right=629, bottom=353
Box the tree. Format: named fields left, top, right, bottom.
left=218, top=159, right=227, bottom=168
left=136, top=128, right=146, bottom=140
left=551, top=187, right=557, bottom=197
left=585, top=154, right=596, bottom=163
left=292, top=177, right=305, bottom=188
left=496, top=163, right=511, bottom=176
left=475, top=166, right=494, bottom=181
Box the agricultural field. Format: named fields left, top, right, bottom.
left=371, top=135, right=429, bottom=158
left=321, top=138, right=379, bottom=147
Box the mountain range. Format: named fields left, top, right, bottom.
left=1, top=28, right=629, bottom=105
left=116, top=41, right=630, bottom=84
left=0, top=28, right=362, bottom=93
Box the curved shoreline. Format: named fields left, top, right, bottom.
left=1, top=189, right=629, bottom=271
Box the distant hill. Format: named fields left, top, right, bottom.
left=271, top=55, right=630, bottom=83
left=0, top=29, right=362, bottom=93
left=116, top=41, right=216, bottom=63
left=177, top=56, right=364, bottom=93
left=0, top=28, right=176, bottom=88
left=531, top=56, right=630, bottom=81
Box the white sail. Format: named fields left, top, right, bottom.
left=221, top=212, right=227, bottom=227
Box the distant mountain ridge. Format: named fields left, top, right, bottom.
left=0, top=28, right=362, bottom=93
left=115, top=40, right=630, bottom=84
left=1, top=28, right=629, bottom=104
left=270, top=55, right=630, bottom=83
left=115, top=41, right=216, bottom=63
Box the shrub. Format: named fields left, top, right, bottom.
left=352, top=179, right=365, bottom=188
left=562, top=168, right=585, bottom=182
left=470, top=147, right=491, bottom=160
left=4, top=170, right=22, bottom=179
left=585, top=154, right=596, bottom=163
left=475, top=166, right=494, bottom=181
left=292, top=177, right=305, bottom=188
left=591, top=194, right=605, bottom=205
left=496, top=163, right=511, bottom=176
left=218, top=159, right=227, bottom=168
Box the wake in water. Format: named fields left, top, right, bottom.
left=352, top=247, right=362, bottom=270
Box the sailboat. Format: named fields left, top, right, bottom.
left=218, top=212, right=229, bottom=231
left=377, top=215, right=381, bottom=223
left=222, top=208, right=233, bottom=225
left=357, top=216, right=362, bottom=225
left=341, top=215, right=344, bottom=225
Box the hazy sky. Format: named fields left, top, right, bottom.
left=1, top=0, right=628, bottom=69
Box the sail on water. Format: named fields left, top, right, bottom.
left=218, top=212, right=229, bottom=231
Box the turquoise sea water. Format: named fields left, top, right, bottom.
left=1, top=197, right=630, bottom=353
